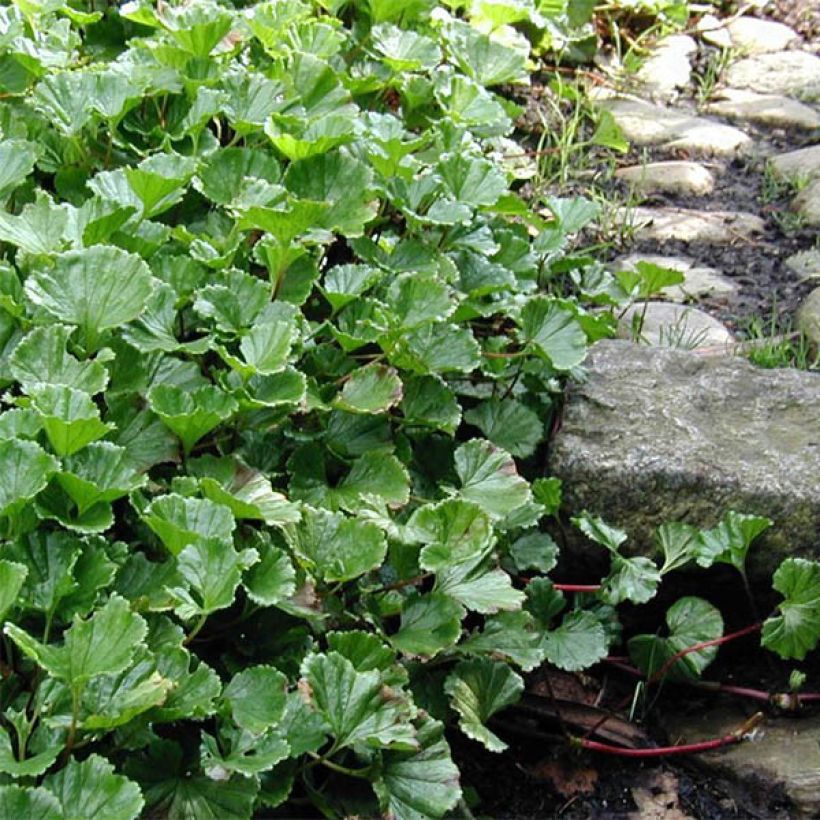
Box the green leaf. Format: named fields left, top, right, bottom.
left=0, top=139, right=38, bottom=199
left=410, top=499, right=494, bottom=569
left=301, top=652, right=416, bottom=750
left=195, top=147, right=281, bottom=206
left=9, top=325, right=108, bottom=394
left=5, top=595, right=147, bottom=686
left=25, top=247, right=154, bottom=351
left=0, top=439, right=59, bottom=519
left=374, top=716, right=461, bottom=820
left=437, top=560, right=525, bottom=614
left=520, top=297, right=587, bottom=371
left=510, top=531, right=559, bottom=573
left=158, top=1, right=234, bottom=57
left=602, top=556, right=661, bottom=605
left=327, top=631, right=397, bottom=673
left=335, top=364, right=403, bottom=414
left=572, top=512, right=627, bottom=553
left=543, top=197, right=600, bottom=234
left=0, top=786, right=61, bottom=819
left=222, top=320, right=296, bottom=378
left=336, top=451, right=410, bottom=511
left=322, top=264, right=383, bottom=311
left=0, top=192, right=68, bottom=256
left=30, top=385, right=113, bottom=457
left=629, top=597, right=723, bottom=681
left=283, top=507, right=386, bottom=582
left=125, top=153, right=197, bottom=219
left=465, top=398, right=543, bottom=458
left=148, top=384, right=238, bottom=455
left=243, top=539, right=297, bottom=606
left=400, top=375, right=461, bottom=435
left=657, top=521, right=699, bottom=575
left=201, top=726, right=290, bottom=778
left=459, top=611, right=544, bottom=671
left=168, top=538, right=256, bottom=620
left=125, top=739, right=257, bottom=820
left=224, top=665, right=288, bottom=734
left=0, top=560, right=28, bottom=622
left=541, top=611, right=608, bottom=671
left=444, top=658, right=523, bottom=752
left=445, top=22, right=527, bottom=86
left=390, top=592, right=464, bottom=657
left=762, top=558, right=820, bottom=661
left=141, top=495, right=236, bottom=557
left=57, top=442, right=146, bottom=514
left=454, top=439, right=531, bottom=518
left=388, top=323, right=481, bottom=374
left=195, top=459, right=301, bottom=527
left=386, top=274, right=454, bottom=330
left=695, top=511, right=773, bottom=575
left=371, top=24, right=442, bottom=71
left=437, top=152, right=508, bottom=207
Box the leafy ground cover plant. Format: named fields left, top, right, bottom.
left=0, top=1, right=818, bottom=818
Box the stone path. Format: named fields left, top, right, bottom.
left=595, top=11, right=820, bottom=349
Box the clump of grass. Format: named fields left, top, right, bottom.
left=741, top=312, right=818, bottom=371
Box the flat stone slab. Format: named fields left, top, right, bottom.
left=769, top=145, right=820, bottom=182
left=725, top=51, right=820, bottom=101
left=617, top=302, right=733, bottom=347
left=598, top=98, right=751, bottom=156
left=549, top=340, right=820, bottom=577
left=798, top=286, right=820, bottom=345
left=612, top=254, right=737, bottom=301
left=635, top=35, right=696, bottom=101
left=663, top=708, right=820, bottom=817
left=705, top=88, right=820, bottom=131
left=615, top=161, right=715, bottom=196
left=793, top=178, right=820, bottom=227
left=624, top=206, right=765, bottom=242
left=725, top=16, right=798, bottom=53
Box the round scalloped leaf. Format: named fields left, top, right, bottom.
left=25, top=247, right=155, bottom=352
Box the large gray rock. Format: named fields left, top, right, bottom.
left=615, top=161, right=715, bottom=196
left=635, top=35, right=696, bottom=100
left=797, top=286, right=820, bottom=345
left=793, top=178, right=820, bottom=227
left=705, top=89, right=820, bottom=131
left=769, top=145, right=820, bottom=182
left=549, top=340, right=820, bottom=577
left=598, top=98, right=751, bottom=155
left=618, top=302, right=734, bottom=347
left=725, top=51, right=820, bottom=101
left=663, top=707, right=820, bottom=817
left=624, top=206, right=765, bottom=242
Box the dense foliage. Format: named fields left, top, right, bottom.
left=0, top=1, right=818, bottom=817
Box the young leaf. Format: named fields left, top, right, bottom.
left=243, top=539, right=297, bottom=606
left=0, top=439, right=59, bottom=519
left=0, top=139, right=39, bottom=199
left=0, top=560, right=28, bottom=623
left=224, top=666, right=288, bottom=734
left=9, top=325, right=108, bottom=394
left=0, top=786, right=61, bottom=820
left=390, top=592, right=464, bottom=658
left=695, top=511, right=773, bottom=576
left=459, top=611, right=544, bottom=671
left=464, top=398, right=543, bottom=458
left=168, top=538, right=257, bottom=620
left=5, top=595, right=147, bottom=686
left=762, top=558, right=820, bottom=661
left=602, top=556, right=661, bottom=605
left=148, top=384, right=238, bottom=455
left=572, top=512, right=627, bottom=553
left=541, top=611, right=608, bottom=672
left=400, top=375, right=461, bottom=435
left=410, top=499, right=494, bottom=569
left=283, top=507, right=386, bottom=582
left=629, top=597, right=724, bottom=681
left=301, top=652, right=416, bottom=750
left=57, top=442, right=147, bottom=514
left=454, top=440, right=531, bottom=518
left=25, top=247, right=155, bottom=351
left=510, top=531, right=559, bottom=573
left=335, top=364, right=403, bottom=414
left=657, top=521, right=700, bottom=575
left=141, top=495, right=236, bottom=557
left=520, top=297, right=587, bottom=371
left=30, top=385, right=113, bottom=457
left=444, top=658, right=523, bottom=752
left=373, top=716, right=461, bottom=820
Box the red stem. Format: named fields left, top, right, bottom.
left=648, top=622, right=762, bottom=684
left=573, top=713, right=764, bottom=758
left=551, top=583, right=602, bottom=593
